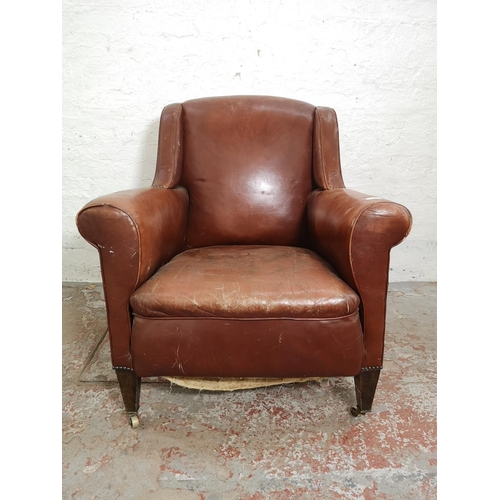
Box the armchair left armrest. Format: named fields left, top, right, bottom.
left=307, top=188, right=412, bottom=369
left=76, top=186, right=188, bottom=367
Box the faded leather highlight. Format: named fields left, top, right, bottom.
left=307, top=188, right=412, bottom=369
left=152, top=103, right=183, bottom=188
left=131, top=314, right=363, bottom=378
left=76, top=187, right=189, bottom=368
left=181, top=96, right=315, bottom=248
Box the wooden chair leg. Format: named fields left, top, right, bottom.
left=115, top=368, right=141, bottom=414
left=350, top=369, right=381, bottom=416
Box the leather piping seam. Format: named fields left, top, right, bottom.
left=348, top=199, right=411, bottom=296
left=153, top=107, right=166, bottom=186
left=349, top=201, right=387, bottom=363
left=333, top=110, right=345, bottom=188
left=347, top=199, right=412, bottom=366
left=79, top=202, right=143, bottom=290
left=155, top=104, right=181, bottom=188
left=131, top=310, right=360, bottom=321
left=316, top=108, right=331, bottom=190
left=168, top=104, right=181, bottom=187
left=78, top=202, right=143, bottom=364
left=348, top=201, right=383, bottom=297
left=80, top=238, right=120, bottom=365
left=400, top=205, right=413, bottom=243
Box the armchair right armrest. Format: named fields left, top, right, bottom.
left=307, top=188, right=412, bottom=370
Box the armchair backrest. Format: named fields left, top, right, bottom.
left=153, top=95, right=345, bottom=249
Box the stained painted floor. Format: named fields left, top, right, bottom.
left=62, top=282, right=436, bottom=499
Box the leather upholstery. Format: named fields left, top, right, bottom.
left=130, top=246, right=359, bottom=318
left=308, top=188, right=412, bottom=368
left=77, top=187, right=188, bottom=367
left=181, top=96, right=315, bottom=248
left=152, top=103, right=183, bottom=188
left=131, top=314, right=363, bottom=378
left=129, top=245, right=363, bottom=378
left=76, top=95, right=412, bottom=381
left=313, top=107, right=345, bottom=189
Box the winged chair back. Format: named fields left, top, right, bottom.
left=153, top=96, right=344, bottom=249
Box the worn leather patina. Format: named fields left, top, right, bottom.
left=77, top=95, right=412, bottom=418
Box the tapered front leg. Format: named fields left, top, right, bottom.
left=114, top=368, right=141, bottom=413
left=350, top=369, right=381, bottom=416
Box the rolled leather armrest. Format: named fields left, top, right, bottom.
left=76, top=187, right=189, bottom=367
left=307, top=188, right=412, bottom=369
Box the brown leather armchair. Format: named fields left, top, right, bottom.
left=77, top=96, right=412, bottom=428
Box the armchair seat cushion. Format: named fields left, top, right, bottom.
left=130, top=245, right=360, bottom=319
left=129, top=246, right=364, bottom=378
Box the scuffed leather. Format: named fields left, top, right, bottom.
left=76, top=96, right=412, bottom=380
left=181, top=96, right=315, bottom=248
left=307, top=188, right=412, bottom=368
left=76, top=187, right=188, bottom=367
left=130, top=246, right=360, bottom=318
left=131, top=314, right=363, bottom=378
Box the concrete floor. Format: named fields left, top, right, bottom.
left=62, top=282, right=436, bottom=499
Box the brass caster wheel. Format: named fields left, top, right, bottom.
left=349, top=406, right=366, bottom=417
left=129, top=414, right=140, bottom=428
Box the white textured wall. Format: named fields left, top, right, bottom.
left=62, top=0, right=436, bottom=282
